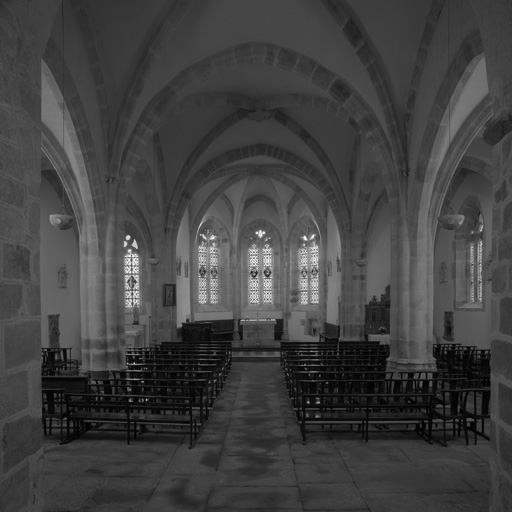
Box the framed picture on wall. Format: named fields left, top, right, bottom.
left=163, top=283, right=176, bottom=306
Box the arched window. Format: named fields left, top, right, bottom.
left=248, top=229, right=273, bottom=305
left=468, top=212, right=483, bottom=303
left=299, top=229, right=319, bottom=305
left=124, top=234, right=140, bottom=308
left=198, top=228, right=219, bottom=305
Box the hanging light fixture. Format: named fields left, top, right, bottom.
left=438, top=0, right=464, bottom=231
left=49, top=1, right=75, bottom=231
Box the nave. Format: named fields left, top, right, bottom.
left=43, top=359, right=489, bottom=512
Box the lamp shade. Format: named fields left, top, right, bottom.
left=148, top=258, right=160, bottom=266
left=438, top=214, right=465, bottom=230
left=49, top=214, right=75, bottom=230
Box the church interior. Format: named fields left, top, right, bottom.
left=1, top=0, right=512, bottom=510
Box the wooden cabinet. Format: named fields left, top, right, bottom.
left=181, top=322, right=212, bottom=342
left=364, top=288, right=390, bottom=336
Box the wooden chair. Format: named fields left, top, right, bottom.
left=460, top=386, right=491, bottom=445
left=42, top=388, right=66, bottom=441
left=429, top=378, right=466, bottom=447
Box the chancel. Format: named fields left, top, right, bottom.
left=1, top=1, right=511, bottom=511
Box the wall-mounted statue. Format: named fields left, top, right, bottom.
left=58, top=264, right=68, bottom=288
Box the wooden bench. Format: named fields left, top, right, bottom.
left=300, top=389, right=434, bottom=443
left=319, top=322, right=339, bottom=342
left=90, top=377, right=210, bottom=425
left=63, top=391, right=199, bottom=448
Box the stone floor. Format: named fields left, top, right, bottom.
left=42, top=360, right=490, bottom=511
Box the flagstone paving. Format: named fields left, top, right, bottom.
left=43, top=361, right=490, bottom=511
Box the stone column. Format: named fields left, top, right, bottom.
left=79, top=222, right=108, bottom=372
left=341, top=260, right=366, bottom=341
left=469, top=1, right=512, bottom=509
left=388, top=200, right=436, bottom=371
left=0, top=1, right=59, bottom=510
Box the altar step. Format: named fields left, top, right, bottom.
left=232, top=348, right=280, bottom=362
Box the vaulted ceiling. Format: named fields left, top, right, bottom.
left=42, top=0, right=491, bottom=244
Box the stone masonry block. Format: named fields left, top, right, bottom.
left=2, top=243, right=30, bottom=280
left=492, top=339, right=512, bottom=381
left=494, top=179, right=507, bottom=204
left=0, top=283, right=23, bottom=319
left=26, top=283, right=40, bottom=316
left=311, top=64, right=334, bottom=90
left=27, top=200, right=39, bottom=238
left=492, top=264, right=506, bottom=293
left=0, top=174, right=24, bottom=208
left=343, top=18, right=364, bottom=48
left=329, top=79, right=351, bottom=105
left=499, top=382, right=512, bottom=427
left=0, top=105, right=19, bottom=145
left=295, top=55, right=317, bottom=81
left=499, top=297, right=512, bottom=336
left=498, top=235, right=512, bottom=261
left=504, top=202, right=512, bottom=232
left=0, top=465, right=30, bottom=512
left=194, top=57, right=216, bottom=83
left=0, top=143, right=22, bottom=180
left=0, top=371, right=29, bottom=419
left=0, top=204, right=25, bottom=241
left=276, top=47, right=298, bottom=72
left=2, top=415, right=42, bottom=472
left=498, top=424, right=512, bottom=478
left=211, top=47, right=236, bottom=71
left=233, top=43, right=254, bottom=65
left=4, top=320, right=40, bottom=369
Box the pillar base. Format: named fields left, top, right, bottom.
left=386, top=357, right=438, bottom=373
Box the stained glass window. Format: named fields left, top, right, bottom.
left=198, top=229, right=219, bottom=305
left=299, top=230, right=319, bottom=305
left=469, top=213, right=483, bottom=303
left=248, top=230, right=273, bottom=305
left=124, top=235, right=140, bottom=308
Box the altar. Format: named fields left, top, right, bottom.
left=368, top=334, right=390, bottom=345
left=240, top=318, right=276, bottom=347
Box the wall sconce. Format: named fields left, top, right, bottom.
left=438, top=212, right=465, bottom=230
left=49, top=213, right=75, bottom=230
left=148, top=258, right=160, bottom=266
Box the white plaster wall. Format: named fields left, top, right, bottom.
left=40, top=179, right=81, bottom=361
left=289, top=311, right=318, bottom=341
left=365, top=202, right=391, bottom=302
left=433, top=173, right=492, bottom=349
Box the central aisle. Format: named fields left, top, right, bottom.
left=146, top=361, right=489, bottom=512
